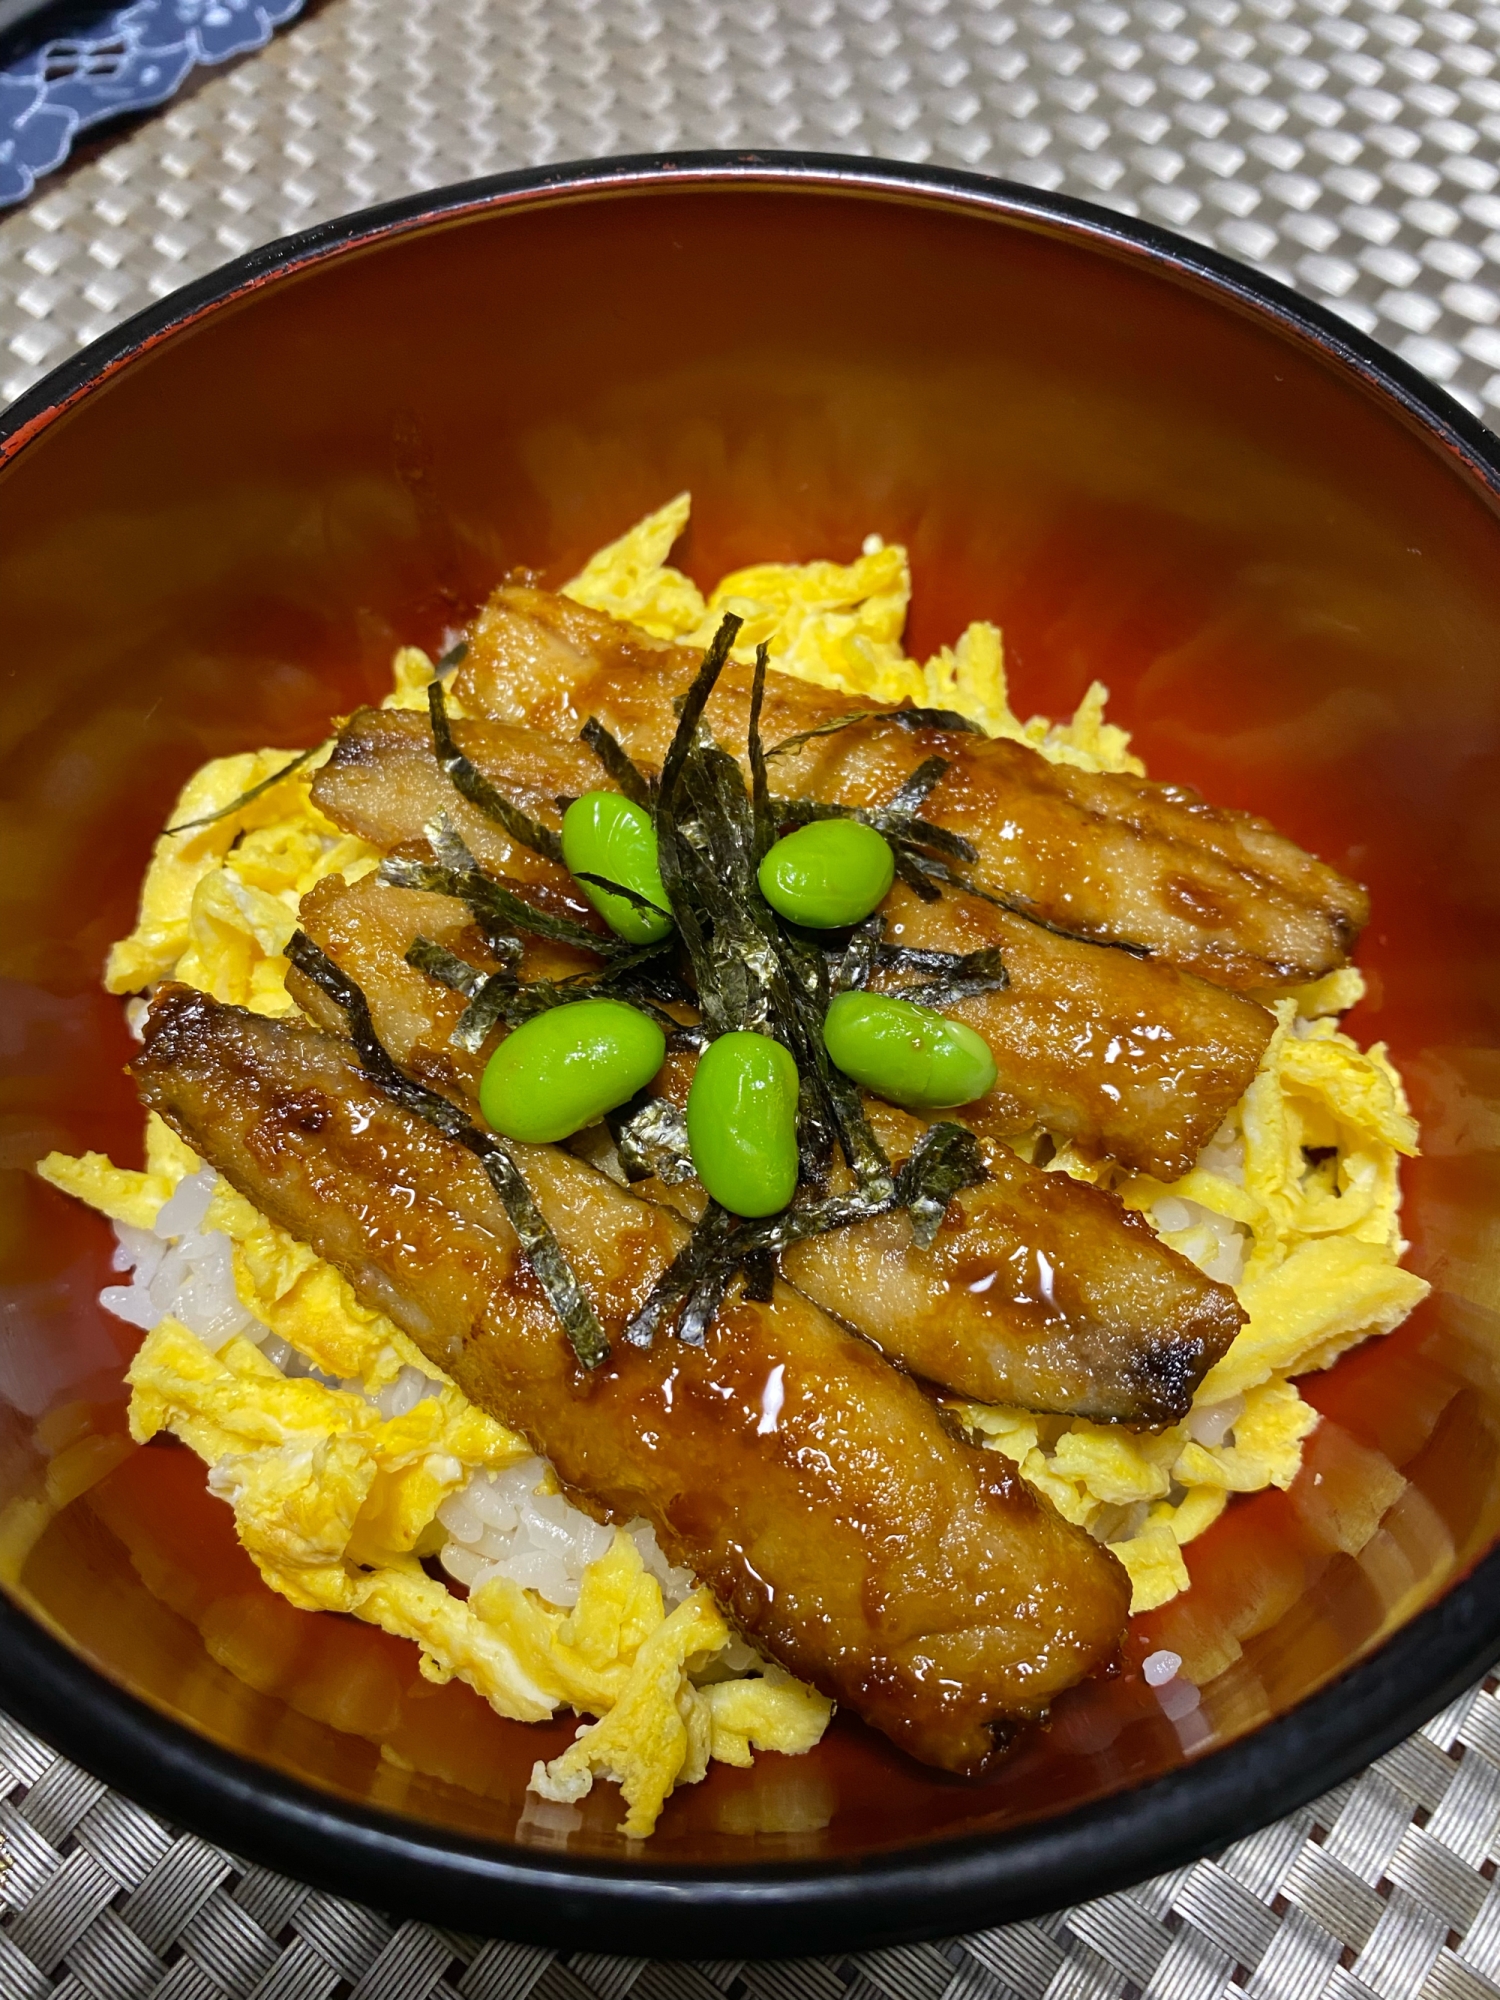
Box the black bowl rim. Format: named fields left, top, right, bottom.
left=3, top=149, right=1500, bottom=1960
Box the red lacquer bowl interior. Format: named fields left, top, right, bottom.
left=3, top=163, right=1500, bottom=1885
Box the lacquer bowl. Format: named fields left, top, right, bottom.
left=2, top=154, right=1499, bottom=1957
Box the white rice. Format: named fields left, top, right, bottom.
left=1146, top=1121, right=1250, bottom=1286
left=436, top=1461, right=698, bottom=1612
left=100, top=1171, right=701, bottom=1616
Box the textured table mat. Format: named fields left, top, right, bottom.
left=0, top=0, right=1498, bottom=414
left=3, top=0, right=1500, bottom=1991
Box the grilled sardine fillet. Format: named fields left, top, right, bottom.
left=294, top=871, right=1243, bottom=1424
left=133, top=985, right=1131, bottom=1773
left=451, top=586, right=1367, bottom=992
left=313, top=708, right=1273, bottom=1177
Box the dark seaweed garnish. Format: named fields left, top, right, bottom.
left=394, top=611, right=996, bottom=1353
left=622, top=1120, right=985, bottom=1346
left=876, top=942, right=1010, bottom=1006
left=427, top=680, right=565, bottom=864
left=165, top=742, right=329, bottom=837
left=764, top=705, right=984, bottom=761
left=403, top=933, right=677, bottom=1053
left=609, top=1094, right=696, bottom=1185
left=285, top=929, right=608, bottom=1370
left=897, top=1122, right=987, bottom=1250
left=580, top=717, right=656, bottom=809
left=381, top=815, right=640, bottom=961
left=435, top=639, right=469, bottom=677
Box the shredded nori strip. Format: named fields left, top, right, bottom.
left=608, top=1094, right=696, bottom=1185
left=885, top=755, right=951, bottom=816
left=580, top=717, right=656, bottom=809
left=896, top=1121, right=987, bottom=1250
left=830, top=918, right=883, bottom=993
left=622, top=1119, right=985, bottom=1346
left=764, top=705, right=985, bottom=761
left=381, top=815, right=638, bottom=960
left=572, top=871, right=671, bottom=921
left=285, top=930, right=609, bottom=1369
left=402, top=933, right=677, bottom=1053
left=428, top=680, right=565, bottom=864
left=878, top=942, right=1009, bottom=1006
left=649, top=623, right=892, bottom=1196
left=164, top=741, right=328, bottom=836
left=435, top=639, right=468, bottom=677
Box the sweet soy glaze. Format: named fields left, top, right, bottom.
left=9, top=499, right=1494, bottom=1864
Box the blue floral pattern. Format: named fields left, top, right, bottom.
left=0, top=0, right=304, bottom=205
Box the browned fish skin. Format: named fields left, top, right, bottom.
left=313, top=708, right=1274, bottom=1176
left=452, top=586, right=1368, bottom=992
left=298, top=871, right=1243, bottom=1424
left=132, top=986, right=1131, bottom=1773
left=876, top=883, right=1273, bottom=1179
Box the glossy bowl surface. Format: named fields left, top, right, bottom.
left=3, top=153, right=1500, bottom=1957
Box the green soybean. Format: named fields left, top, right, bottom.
left=822, top=991, right=997, bottom=1111
left=757, top=818, right=895, bottom=928
left=686, top=1032, right=800, bottom=1218
left=561, top=789, right=673, bottom=944
left=480, top=998, right=666, bottom=1143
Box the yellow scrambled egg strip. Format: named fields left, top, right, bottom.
left=564, top=493, right=1144, bottom=774
left=47, top=639, right=834, bottom=1834
left=573, top=497, right=1430, bottom=1616
left=45, top=498, right=1429, bottom=1814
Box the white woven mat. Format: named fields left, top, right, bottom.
left=0, top=0, right=1498, bottom=415
left=5, top=1682, right=1500, bottom=1999
left=3, top=0, right=1500, bottom=1988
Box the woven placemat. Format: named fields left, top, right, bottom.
left=2, top=0, right=1500, bottom=1991
left=0, top=0, right=1497, bottom=415
left=4, top=1682, right=1500, bottom=1999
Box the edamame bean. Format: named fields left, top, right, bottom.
left=561, top=789, right=673, bottom=944
left=757, top=818, right=895, bottom=928
left=480, top=998, right=666, bottom=1143
left=686, top=1031, right=800, bottom=1217
left=822, top=991, right=997, bottom=1111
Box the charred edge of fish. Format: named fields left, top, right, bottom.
left=427, top=679, right=565, bottom=865
left=622, top=1123, right=984, bottom=1346
left=285, top=929, right=610, bottom=1371
left=764, top=704, right=986, bottom=761
left=164, top=741, right=330, bottom=837
left=579, top=717, right=657, bottom=809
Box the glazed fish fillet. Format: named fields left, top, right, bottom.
left=313, top=708, right=1274, bottom=1177
left=133, top=985, right=1131, bottom=1773
left=294, top=871, right=1244, bottom=1424
left=450, top=586, right=1368, bottom=992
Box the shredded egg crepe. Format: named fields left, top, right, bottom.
left=566, top=497, right=1429, bottom=1614
left=37, top=496, right=1428, bottom=1831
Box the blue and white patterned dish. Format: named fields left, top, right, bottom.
left=0, top=0, right=303, bottom=205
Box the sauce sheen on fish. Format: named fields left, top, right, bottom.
left=132, top=984, right=1132, bottom=1774
left=313, top=707, right=1275, bottom=1178
left=450, top=586, right=1368, bottom=992
left=294, top=870, right=1244, bottom=1424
